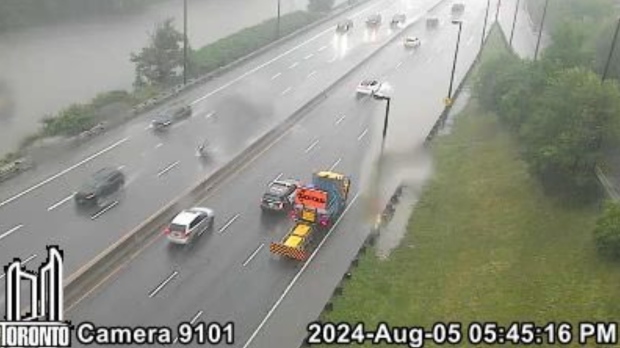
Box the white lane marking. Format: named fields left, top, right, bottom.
left=0, top=254, right=37, bottom=280
left=190, top=310, right=204, bottom=324
left=118, top=165, right=126, bottom=171
left=0, top=224, right=23, bottom=242
left=304, top=139, right=319, bottom=153
left=242, top=193, right=360, bottom=348
left=144, top=125, right=153, bottom=130
left=242, top=244, right=265, bottom=267
left=148, top=270, right=178, bottom=298
left=357, top=128, right=368, bottom=141
left=466, top=36, right=474, bottom=46
left=188, top=0, right=385, bottom=106
left=0, top=137, right=129, bottom=209
left=307, top=71, right=317, bottom=79
left=318, top=45, right=328, bottom=52
left=328, top=56, right=337, bottom=63
left=329, top=158, right=342, bottom=171
left=205, top=111, right=216, bottom=119
left=271, top=72, right=282, bottom=80
left=47, top=194, right=75, bottom=211
left=218, top=214, right=240, bottom=234
left=288, top=62, right=299, bottom=69
left=90, top=201, right=119, bottom=220
left=155, top=143, right=163, bottom=149
left=304, top=54, right=314, bottom=60
left=335, top=115, right=347, bottom=125
left=395, top=61, right=403, bottom=70
left=274, top=173, right=283, bottom=181
left=280, top=87, right=292, bottom=96
left=157, top=161, right=180, bottom=177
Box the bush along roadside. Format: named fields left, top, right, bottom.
left=0, top=6, right=348, bottom=180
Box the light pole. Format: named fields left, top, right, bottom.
left=495, top=0, right=501, bottom=22
left=481, top=0, right=491, bottom=52
left=602, top=17, right=620, bottom=82
left=276, top=0, right=281, bottom=38
left=183, top=0, right=188, bottom=85
left=534, top=0, right=549, bottom=61
left=509, top=0, right=521, bottom=47
left=447, top=20, right=463, bottom=103
left=373, top=93, right=391, bottom=155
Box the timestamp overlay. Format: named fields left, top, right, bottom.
left=306, top=321, right=619, bottom=347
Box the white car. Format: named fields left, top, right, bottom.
left=164, top=207, right=215, bottom=245
left=356, top=79, right=382, bottom=97
left=404, top=37, right=421, bottom=48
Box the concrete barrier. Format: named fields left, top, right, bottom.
left=63, top=0, right=450, bottom=313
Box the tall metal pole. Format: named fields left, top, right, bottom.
left=183, top=0, right=188, bottom=85
left=602, top=18, right=620, bottom=82
left=495, top=0, right=501, bottom=22
left=448, top=22, right=463, bottom=100
left=380, top=97, right=391, bottom=154
left=276, top=0, right=281, bottom=38
left=509, top=0, right=520, bottom=47
left=481, top=0, right=491, bottom=52
left=534, top=0, right=549, bottom=61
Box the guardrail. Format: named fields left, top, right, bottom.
left=63, top=0, right=448, bottom=312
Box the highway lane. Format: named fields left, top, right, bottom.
left=0, top=0, right=444, bottom=284
left=67, top=1, right=492, bottom=347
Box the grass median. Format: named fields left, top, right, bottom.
left=318, top=33, right=620, bottom=348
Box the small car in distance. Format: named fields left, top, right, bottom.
left=404, top=36, right=421, bottom=49
left=426, top=17, right=439, bottom=29
left=151, top=113, right=173, bottom=130
left=356, top=79, right=382, bottom=98
left=261, top=179, right=300, bottom=212
left=366, top=13, right=382, bottom=27
left=170, top=105, right=192, bottom=120
left=336, top=19, right=354, bottom=33
left=391, top=13, right=407, bottom=27
left=165, top=207, right=215, bottom=245
left=74, top=167, right=125, bottom=206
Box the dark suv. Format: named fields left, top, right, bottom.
left=74, top=167, right=125, bottom=206
left=260, top=180, right=299, bottom=212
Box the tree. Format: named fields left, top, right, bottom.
left=541, top=21, right=592, bottom=70
left=308, top=0, right=335, bottom=13
left=519, top=67, right=620, bottom=201
left=594, top=201, right=620, bottom=260
left=131, top=18, right=186, bottom=88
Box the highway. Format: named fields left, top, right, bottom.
left=0, top=0, right=444, bottom=294
left=66, top=1, right=502, bottom=347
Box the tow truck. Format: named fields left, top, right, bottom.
left=269, top=171, right=351, bottom=261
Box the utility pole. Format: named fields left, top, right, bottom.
left=448, top=21, right=463, bottom=101
left=183, top=0, right=188, bottom=85
left=276, top=0, right=281, bottom=39
left=509, top=0, right=520, bottom=47
left=495, top=0, right=501, bottom=22
left=602, top=17, right=620, bottom=82
left=481, top=0, right=491, bottom=52
left=534, top=0, right=549, bottom=61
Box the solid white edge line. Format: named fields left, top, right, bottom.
left=242, top=193, right=360, bottom=348
left=242, top=244, right=265, bottom=267
left=47, top=194, right=75, bottom=211
left=0, top=224, right=24, bottom=242
left=148, top=270, right=179, bottom=298
left=157, top=161, right=180, bottom=177
left=0, top=137, right=129, bottom=209
left=304, top=139, right=319, bottom=153
left=90, top=201, right=119, bottom=220
left=0, top=254, right=37, bottom=280
left=218, top=214, right=240, bottom=234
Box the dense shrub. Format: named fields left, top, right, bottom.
left=42, top=103, right=95, bottom=137
left=594, top=201, right=620, bottom=260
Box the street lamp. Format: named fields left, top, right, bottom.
left=447, top=20, right=463, bottom=104
left=509, top=0, right=521, bottom=47
left=183, top=0, right=188, bottom=85
left=372, top=93, right=391, bottom=154
left=534, top=0, right=549, bottom=61
left=481, top=0, right=491, bottom=52
left=602, top=17, right=620, bottom=82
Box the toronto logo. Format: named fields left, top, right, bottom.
left=0, top=245, right=71, bottom=347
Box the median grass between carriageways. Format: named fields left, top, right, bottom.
left=318, top=30, right=620, bottom=346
